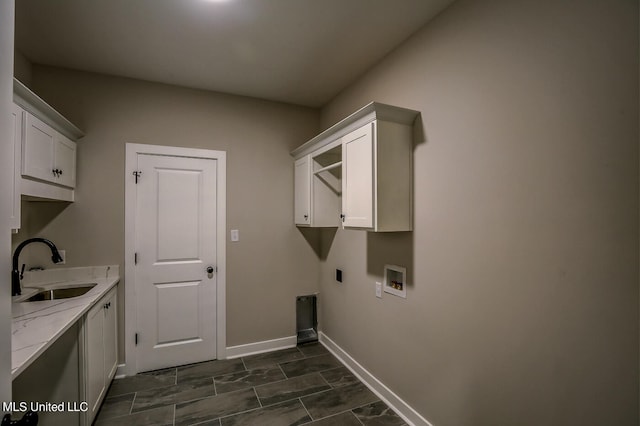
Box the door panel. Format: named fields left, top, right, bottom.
left=294, top=156, right=310, bottom=225
left=23, top=113, right=55, bottom=183
left=10, top=104, right=23, bottom=230
left=54, top=135, right=76, bottom=188
left=342, top=122, right=375, bottom=228
left=157, top=169, right=201, bottom=261
left=136, top=154, right=217, bottom=372
left=155, top=281, right=201, bottom=344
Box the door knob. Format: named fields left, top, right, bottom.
left=206, top=266, right=214, bottom=274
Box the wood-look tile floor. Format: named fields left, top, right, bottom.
left=94, top=343, right=406, bottom=426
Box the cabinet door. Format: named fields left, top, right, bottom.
left=54, top=135, right=77, bottom=188
left=10, top=104, right=23, bottom=231
left=294, top=156, right=311, bottom=225
left=86, top=302, right=105, bottom=421
left=342, top=122, right=375, bottom=229
left=103, top=291, right=118, bottom=381
left=23, top=113, right=56, bottom=183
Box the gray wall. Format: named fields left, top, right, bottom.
left=14, top=67, right=321, bottom=359
left=318, top=0, right=639, bottom=425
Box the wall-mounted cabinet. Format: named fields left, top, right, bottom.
left=294, top=156, right=311, bottom=225
left=13, top=78, right=84, bottom=204
left=10, top=104, right=23, bottom=232
left=23, top=112, right=77, bottom=188
left=291, top=102, right=418, bottom=232
left=294, top=141, right=342, bottom=227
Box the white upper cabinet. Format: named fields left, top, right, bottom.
left=53, top=133, right=77, bottom=188
left=291, top=102, right=418, bottom=232
left=294, top=156, right=311, bottom=225
left=23, top=112, right=77, bottom=188
left=23, top=113, right=57, bottom=182
left=341, top=122, right=374, bottom=229
left=14, top=78, right=84, bottom=202
left=10, top=104, right=23, bottom=231
left=341, top=119, right=413, bottom=231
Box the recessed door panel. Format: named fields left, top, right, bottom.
left=155, top=281, right=201, bottom=345
left=156, top=169, right=201, bottom=262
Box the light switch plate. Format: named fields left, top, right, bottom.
left=230, top=229, right=239, bottom=242
left=375, top=282, right=382, bottom=298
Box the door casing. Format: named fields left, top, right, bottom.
left=124, top=143, right=227, bottom=376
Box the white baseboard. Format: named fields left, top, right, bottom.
left=114, top=364, right=127, bottom=379
left=319, top=332, right=433, bottom=426
left=226, top=335, right=298, bottom=359
left=112, top=336, right=297, bottom=378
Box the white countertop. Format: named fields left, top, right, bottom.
left=11, top=265, right=120, bottom=379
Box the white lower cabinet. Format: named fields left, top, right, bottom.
left=83, top=286, right=117, bottom=425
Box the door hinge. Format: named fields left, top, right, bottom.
left=133, top=170, right=142, bottom=184
left=135, top=333, right=139, bottom=346
left=134, top=253, right=138, bottom=265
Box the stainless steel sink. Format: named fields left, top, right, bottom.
left=22, top=284, right=97, bottom=302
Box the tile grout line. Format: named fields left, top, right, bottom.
left=277, top=362, right=289, bottom=380
left=257, top=384, right=334, bottom=410
left=129, top=392, right=136, bottom=415
left=299, top=397, right=314, bottom=423
left=318, top=371, right=332, bottom=388
left=306, top=409, right=360, bottom=424
left=350, top=408, right=366, bottom=426
left=253, top=387, right=263, bottom=408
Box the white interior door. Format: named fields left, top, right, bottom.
left=135, top=153, right=218, bottom=372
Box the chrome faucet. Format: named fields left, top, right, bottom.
left=11, top=238, right=64, bottom=296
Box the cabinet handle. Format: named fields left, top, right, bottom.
left=58, top=169, right=63, bottom=175
left=303, top=214, right=308, bottom=220
left=340, top=214, right=345, bottom=222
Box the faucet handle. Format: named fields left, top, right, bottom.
left=20, top=264, right=25, bottom=280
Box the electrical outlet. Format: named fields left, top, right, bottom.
left=58, top=250, right=66, bottom=265
left=375, top=282, right=382, bottom=298
left=230, top=229, right=239, bottom=242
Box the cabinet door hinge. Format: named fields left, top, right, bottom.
left=135, top=333, right=139, bottom=346
left=133, top=170, right=142, bottom=184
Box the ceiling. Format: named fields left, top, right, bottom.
left=15, top=0, right=455, bottom=107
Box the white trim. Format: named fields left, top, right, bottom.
left=226, top=336, right=297, bottom=359
left=114, top=363, right=127, bottom=379
left=319, top=332, right=433, bottom=426
left=124, top=143, right=227, bottom=377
